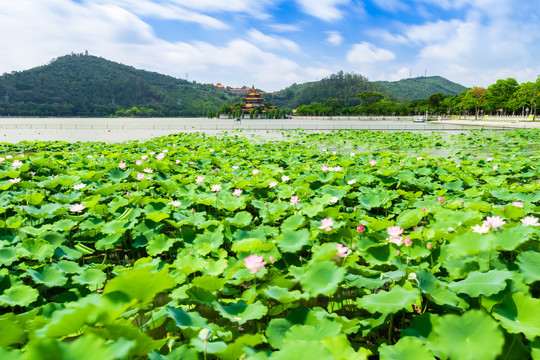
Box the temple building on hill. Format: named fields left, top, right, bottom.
left=242, top=86, right=267, bottom=114
left=230, top=86, right=250, bottom=95
left=214, top=83, right=226, bottom=92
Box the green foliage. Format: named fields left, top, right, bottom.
left=0, top=129, right=538, bottom=358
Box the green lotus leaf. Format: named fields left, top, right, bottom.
left=72, top=268, right=107, bottom=291
left=493, top=225, right=537, bottom=251
left=146, top=211, right=170, bottom=223
left=516, top=250, right=540, bottom=284
left=95, top=233, right=123, bottom=251
left=0, top=247, right=18, bottom=266
left=264, top=286, right=309, bottom=304
left=39, top=231, right=67, bottom=246
left=103, top=266, right=175, bottom=304
left=17, top=238, right=55, bottom=261
left=270, top=339, right=334, bottom=360
left=267, top=318, right=293, bottom=349
left=166, top=306, right=209, bottom=329
left=277, top=228, right=310, bottom=253
left=219, top=193, right=245, bottom=211
left=492, top=292, right=540, bottom=341
left=379, top=336, right=435, bottom=360
left=300, top=260, right=345, bottom=297
left=0, top=315, right=27, bottom=347
left=356, top=285, right=419, bottom=315
left=395, top=208, right=424, bottom=229
left=281, top=214, right=306, bottom=231
left=52, top=260, right=82, bottom=274
left=148, top=345, right=199, bottom=360
left=321, top=336, right=371, bottom=360
left=213, top=300, right=268, bottom=325
left=193, top=225, right=224, bottom=256
left=101, top=220, right=130, bottom=234
left=345, top=274, right=391, bottom=290
left=415, top=269, right=468, bottom=310
left=0, top=284, right=39, bottom=307
left=146, top=233, right=176, bottom=256
left=108, top=167, right=131, bottom=181
left=301, top=204, right=324, bottom=218
left=50, top=219, right=77, bottom=232
left=448, top=269, right=512, bottom=297
left=226, top=211, right=253, bottom=227
left=190, top=338, right=228, bottom=354
left=444, top=232, right=492, bottom=258
left=26, top=265, right=68, bottom=287
left=24, top=192, right=45, bottom=206
left=215, top=333, right=266, bottom=360
left=191, top=275, right=227, bottom=292
left=432, top=310, right=504, bottom=360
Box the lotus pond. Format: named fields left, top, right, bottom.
left=0, top=129, right=539, bottom=359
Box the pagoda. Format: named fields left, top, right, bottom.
left=242, top=86, right=265, bottom=113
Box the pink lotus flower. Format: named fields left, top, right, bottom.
left=322, top=164, right=329, bottom=172
left=511, top=201, right=524, bottom=208
left=422, top=206, right=427, bottom=212
left=493, top=165, right=498, bottom=170
left=369, top=159, right=377, bottom=166
left=521, top=216, right=540, bottom=226
left=135, top=160, right=142, bottom=166
left=269, top=255, right=275, bottom=264
left=5, top=155, right=12, bottom=159
left=330, top=196, right=339, bottom=204
left=143, top=168, right=153, bottom=173
left=252, top=169, right=260, bottom=175
left=347, top=179, right=357, bottom=185
left=136, top=173, right=146, bottom=181
left=118, top=162, right=126, bottom=169
left=290, top=196, right=300, bottom=205
left=168, top=200, right=182, bottom=207
left=438, top=197, right=444, bottom=202
left=386, top=226, right=404, bottom=245
left=232, top=188, right=243, bottom=196
left=155, top=153, right=165, bottom=160
left=357, top=225, right=365, bottom=232
left=176, top=160, right=181, bottom=164
left=336, top=243, right=348, bottom=258
left=9, top=178, right=21, bottom=183
left=232, top=165, right=240, bottom=170
left=404, top=237, right=413, bottom=246
left=196, top=176, right=204, bottom=185
left=141, top=155, right=148, bottom=160
left=319, top=218, right=334, bottom=232
left=12, top=160, right=23, bottom=168
left=281, top=175, right=290, bottom=182
left=243, top=255, right=267, bottom=274
left=472, top=224, right=490, bottom=234
left=269, top=181, right=278, bottom=188
left=69, top=203, right=85, bottom=213
left=211, top=184, right=222, bottom=192
left=483, top=216, right=506, bottom=229
left=387, top=226, right=404, bottom=237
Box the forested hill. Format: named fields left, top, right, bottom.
left=0, top=53, right=228, bottom=116
left=375, top=76, right=467, bottom=101
left=268, top=71, right=383, bottom=108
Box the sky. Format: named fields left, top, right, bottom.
left=1, top=0, right=540, bottom=92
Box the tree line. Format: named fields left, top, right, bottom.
left=295, top=77, right=540, bottom=119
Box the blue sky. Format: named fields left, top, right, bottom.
left=1, top=0, right=539, bottom=91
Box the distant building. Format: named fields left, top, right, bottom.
left=214, top=83, right=226, bottom=92
left=242, top=86, right=265, bottom=113
left=230, top=86, right=250, bottom=95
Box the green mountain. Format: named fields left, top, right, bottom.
left=267, top=71, right=382, bottom=108
left=0, top=53, right=229, bottom=117
left=375, top=76, right=467, bottom=101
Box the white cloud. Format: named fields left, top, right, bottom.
left=346, top=42, right=395, bottom=63
left=295, top=0, right=351, bottom=21
left=372, top=0, right=408, bottom=12
left=247, top=29, right=301, bottom=53
left=268, top=23, right=302, bottom=32
left=326, top=31, right=343, bottom=45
